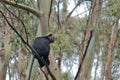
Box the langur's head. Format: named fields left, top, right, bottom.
left=47, top=33, right=55, bottom=43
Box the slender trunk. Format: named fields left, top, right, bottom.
left=37, top=0, right=50, bottom=35
left=101, top=50, right=107, bottom=80
left=94, top=53, right=99, bottom=80
left=106, top=18, right=119, bottom=80
left=0, top=12, right=12, bottom=80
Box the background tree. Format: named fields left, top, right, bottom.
left=0, top=0, right=120, bottom=80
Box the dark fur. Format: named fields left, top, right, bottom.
left=32, top=36, right=51, bottom=67
left=32, top=33, right=54, bottom=67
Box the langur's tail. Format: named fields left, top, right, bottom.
left=28, top=55, right=35, bottom=80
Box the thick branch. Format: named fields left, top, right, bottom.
left=0, top=0, right=43, bottom=17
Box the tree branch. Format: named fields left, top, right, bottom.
left=74, top=30, right=93, bottom=80
left=0, top=0, right=43, bottom=17
left=0, top=10, right=56, bottom=80
left=3, top=3, right=29, bottom=43
left=57, top=0, right=62, bottom=29
left=65, top=0, right=83, bottom=21
left=48, top=0, right=53, bottom=30
left=40, top=68, right=49, bottom=80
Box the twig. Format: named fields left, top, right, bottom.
left=65, top=0, right=83, bottom=21
left=2, top=3, right=29, bottom=43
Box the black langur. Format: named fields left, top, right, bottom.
left=32, top=33, right=54, bottom=67
left=28, top=33, right=54, bottom=80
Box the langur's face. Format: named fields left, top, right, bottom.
left=48, top=33, right=54, bottom=43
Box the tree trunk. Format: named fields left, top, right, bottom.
left=0, top=12, right=12, bottom=80
left=78, top=0, right=103, bottom=79
left=37, top=0, right=50, bottom=35
left=106, top=18, right=119, bottom=80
